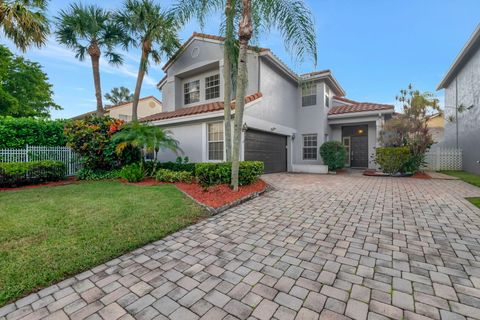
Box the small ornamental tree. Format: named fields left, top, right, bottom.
left=64, top=115, right=140, bottom=170
left=379, top=84, right=441, bottom=173
left=320, top=141, right=346, bottom=171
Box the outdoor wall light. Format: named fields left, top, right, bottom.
left=357, top=129, right=364, bottom=134
left=292, top=133, right=296, bottom=140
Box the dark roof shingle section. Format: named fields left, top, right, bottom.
left=329, top=102, right=394, bottom=115
left=141, top=92, right=263, bottom=122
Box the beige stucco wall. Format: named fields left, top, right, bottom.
left=108, top=98, right=162, bottom=121
left=427, top=115, right=445, bottom=143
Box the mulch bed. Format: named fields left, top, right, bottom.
left=175, top=179, right=267, bottom=209
left=0, top=177, right=77, bottom=191
left=123, top=178, right=268, bottom=210
left=363, top=169, right=432, bottom=179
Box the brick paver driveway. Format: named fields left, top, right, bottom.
left=3, top=173, right=480, bottom=320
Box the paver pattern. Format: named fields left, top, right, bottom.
left=3, top=173, right=480, bottom=320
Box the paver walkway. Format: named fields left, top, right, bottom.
left=3, top=173, right=480, bottom=320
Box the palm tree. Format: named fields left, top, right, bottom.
left=105, top=86, right=134, bottom=105
left=173, top=0, right=317, bottom=179
left=113, top=121, right=180, bottom=173
left=116, top=0, right=180, bottom=122
left=0, top=0, right=50, bottom=51
left=55, top=4, right=127, bottom=116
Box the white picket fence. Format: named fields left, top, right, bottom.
left=0, top=145, right=82, bottom=176
left=423, top=147, right=462, bottom=171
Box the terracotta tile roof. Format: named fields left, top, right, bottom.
left=141, top=92, right=263, bottom=122
left=105, top=96, right=162, bottom=110
left=162, top=32, right=268, bottom=72
left=329, top=101, right=394, bottom=115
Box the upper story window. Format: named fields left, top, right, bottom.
left=205, top=74, right=220, bottom=100
left=325, top=87, right=330, bottom=108
left=207, top=122, right=224, bottom=161
left=303, top=134, right=318, bottom=160
left=302, top=82, right=316, bottom=106
left=184, top=80, right=200, bottom=105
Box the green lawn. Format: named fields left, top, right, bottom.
left=468, top=197, right=480, bottom=208
left=0, top=181, right=208, bottom=306
left=441, top=170, right=480, bottom=188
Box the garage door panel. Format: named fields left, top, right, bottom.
left=244, top=130, right=287, bottom=174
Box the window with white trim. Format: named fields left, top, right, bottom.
left=302, top=82, right=316, bottom=106
left=205, top=74, right=220, bottom=100
left=184, top=80, right=200, bottom=104
left=325, top=87, right=330, bottom=108
left=207, top=122, right=224, bottom=161
left=303, top=134, right=317, bottom=160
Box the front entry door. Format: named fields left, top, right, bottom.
left=350, top=136, right=368, bottom=168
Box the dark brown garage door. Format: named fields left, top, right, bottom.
left=244, top=129, right=287, bottom=173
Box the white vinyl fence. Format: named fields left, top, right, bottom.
left=423, top=147, right=462, bottom=171
left=0, top=145, right=82, bottom=176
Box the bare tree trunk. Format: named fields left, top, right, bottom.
left=223, top=0, right=234, bottom=161
left=231, top=0, right=252, bottom=191
left=132, top=43, right=150, bottom=122
left=88, top=42, right=104, bottom=117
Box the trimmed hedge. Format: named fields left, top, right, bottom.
left=76, top=168, right=120, bottom=181
left=375, top=147, right=410, bottom=175
left=195, top=161, right=264, bottom=187
left=0, top=160, right=65, bottom=187
left=155, top=169, right=193, bottom=183
left=320, top=141, right=346, bottom=171
left=0, top=117, right=68, bottom=149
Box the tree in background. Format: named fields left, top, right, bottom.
left=55, top=4, right=127, bottom=116
left=104, top=86, right=134, bottom=105
left=380, top=84, right=441, bottom=173
left=116, top=0, right=180, bottom=121
left=0, top=45, right=60, bottom=117
left=0, top=0, right=49, bottom=51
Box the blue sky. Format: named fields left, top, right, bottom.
left=4, top=0, right=480, bottom=119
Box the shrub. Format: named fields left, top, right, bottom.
left=320, top=141, right=346, bottom=171
left=76, top=168, right=120, bottom=181
left=64, top=115, right=140, bottom=170
left=0, top=116, right=68, bottom=149
left=155, top=169, right=193, bottom=183
left=0, top=160, right=65, bottom=187
left=119, top=163, right=145, bottom=183
left=375, top=147, right=410, bottom=175
left=195, top=161, right=264, bottom=188
left=143, top=158, right=196, bottom=177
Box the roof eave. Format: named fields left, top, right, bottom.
left=327, top=108, right=394, bottom=119
left=437, top=24, right=480, bottom=90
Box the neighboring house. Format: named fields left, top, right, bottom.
left=437, top=24, right=480, bottom=174
left=427, top=113, right=445, bottom=144
left=72, top=96, right=162, bottom=122
left=142, top=33, right=394, bottom=173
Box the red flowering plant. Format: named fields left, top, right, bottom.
left=65, top=115, right=140, bottom=170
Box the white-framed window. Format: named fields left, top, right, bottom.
left=207, top=122, right=224, bottom=161
left=325, top=87, right=330, bottom=108
left=303, top=134, right=317, bottom=160
left=302, top=82, right=316, bottom=106
left=184, top=80, right=200, bottom=104
left=118, top=114, right=132, bottom=122
left=205, top=74, right=220, bottom=100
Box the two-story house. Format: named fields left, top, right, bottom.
left=141, top=33, right=394, bottom=173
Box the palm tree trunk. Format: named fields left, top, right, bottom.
left=88, top=42, right=104, bottom=117
left=231, top=0, right=253, bottom=191
left=223, top=0, right=234, bottom=161
left=132, top=44, right=149, bottom=122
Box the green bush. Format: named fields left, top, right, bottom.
left=0, top=160, right=65, bottom=187
left=76, top=168, right=120, bottom=181
left=64, top=115, right=141, bottom=171
left=155, top=169, right=193, bottom=183
left=195, top=161, right=264, bottom=188
left=144, top=159, right=195, bottom=177
left=0, top=116, right=68, bottom=149
left=375, top=147, right=410, bottom=175
left=320, top=141, right=346, bottom=171
left=119, top=163, right=145, bottom=183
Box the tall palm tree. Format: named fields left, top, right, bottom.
left=55, top=4, right=126, bottom=116
left=0, top=0, right=50, bottom=51
left=116, top=0, right=180, bottom=122
left=173, top=0, right=317, bottom=172
left=105, top=86, right=134, bottom=105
